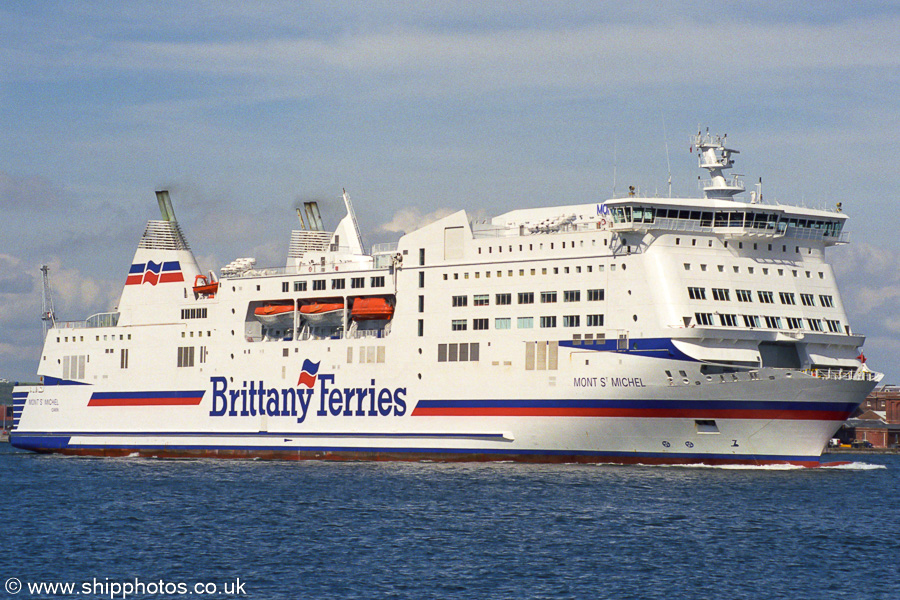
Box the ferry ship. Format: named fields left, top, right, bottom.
left=10, top=131, right=880, bottom=466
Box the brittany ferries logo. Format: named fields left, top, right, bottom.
left=209, top=359, right=407, bottom=423
left=125, top=260, right=184, bottom=286
left=297, top=359, right=319, bottom=388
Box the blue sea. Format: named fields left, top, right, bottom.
left=1, top=444, right=897, bottom=600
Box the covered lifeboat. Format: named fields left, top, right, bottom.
left=254, top=302, right=296, bottom=327
left=299, top=301, right=344, bottom=326
left=351, top=297, right=394, bottom=321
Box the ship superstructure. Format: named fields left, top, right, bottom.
left=11, top=131, right=879, bottom=465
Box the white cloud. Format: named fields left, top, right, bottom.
left=7, top=12, right=900, bottom=103
left=38, top=259, right=120, bottom=319
left=379, top=207, right=456, bottom=234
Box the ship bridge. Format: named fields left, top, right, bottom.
left=603, top=198, right=849, bottom=245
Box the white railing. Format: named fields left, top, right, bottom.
left=371, top=242, right=399, bottom=254
left=53, top=312, right=120, bottom=329
left=699, top=176, right=745, bottom=191
left=802, top=368, right=878, bottom=382
left=784, top=226, right=849, bottom=243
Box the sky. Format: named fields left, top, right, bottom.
left=1, top=1, right=899, bottom=383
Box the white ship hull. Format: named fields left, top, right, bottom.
left=11, top=354, right=875, bottom=466
left=11, top=135, right=881, bottom=466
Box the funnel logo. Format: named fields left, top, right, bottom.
left=297, top=359, right=320, bottom=388
left=126, top=260, right=185, bottom=285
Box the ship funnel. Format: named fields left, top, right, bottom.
left=304, top=201, right=325, bottom=231
left=155, top=190, right=177, bottom=222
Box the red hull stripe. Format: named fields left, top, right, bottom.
left=88, top=391, right=204, bottom=407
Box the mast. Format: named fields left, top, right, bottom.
left=341, top=188, right=365, bottom=253
left=691, top=129, right=745, bottom=199
left=40, top=264, right=56, bottom=340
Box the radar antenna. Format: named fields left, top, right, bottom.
left=40, top=264, right=56, bottom=339
left=691, top=129, right=745, bottom=199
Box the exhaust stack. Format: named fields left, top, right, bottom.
left=304, top=201, right=325, bottom=231
left=155, top=190, right=177, bottom=222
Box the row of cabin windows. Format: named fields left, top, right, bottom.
left=58, top=333, right=132, bottom=343
left=443, top=263, right=621, bottom=281
left=284, top=276, right=386, bottom=293
left=437, top=342, right=479, bottom=362
left=452, top=289, right=604, bottom=307
left=688, top=287, right=835, bottom=307
left=693, top=312, right=842, bottom=332
left=477, top=238, right=609, bottom=255
left=675, top=239, right=816, bottom=257
left=452, top=315, right=604, bottom=331
left=180, top=330, right=211, bottom=338
left=683, top=262, right=825, bottom=279
left=181, top=307, right=208, bottom=319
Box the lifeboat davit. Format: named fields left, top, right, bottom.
left=300, top=301, right=344, bottom=326
left=254, top=302, right=296, bottom=327
left=351, top=297, right=394, bottom=321
left=193, top=273, right=219, bottom=297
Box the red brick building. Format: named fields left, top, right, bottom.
left=841, top=385, right=900, bottom=448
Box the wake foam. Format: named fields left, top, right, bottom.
left=820, top=461, right=887, bottom=471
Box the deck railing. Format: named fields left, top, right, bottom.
left=53, top=312, right=120, bottom=329
left=802, top=368, right=878, bottom=382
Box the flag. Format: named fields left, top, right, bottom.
left=297, top=359, right=321, bottom=387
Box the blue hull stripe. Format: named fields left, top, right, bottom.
left=414, top=398, right=858, bottom=412
left=559, top=337, right=697, bottom=361
left=9, top=434, right=820, bottom=464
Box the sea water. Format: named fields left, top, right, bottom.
left=1, top=444, right=897, bottom=599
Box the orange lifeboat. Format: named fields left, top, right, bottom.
left=299, top=301, right=344, bottom=326
left=254, top=302, right=296, bottom=327
left=351, top=297, right=394, bottom=321
left=193, top=273, right=219, bottom=297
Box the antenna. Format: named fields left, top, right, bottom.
left=40, top=264, right=56, bottom=340
left=612, top=137, right=618, bottom=197
left=662, top=117, right=672, bottom=198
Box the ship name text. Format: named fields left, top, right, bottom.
left=208, top=375, right=407, bottom=422
left=573, top=376, right=646, bottom=388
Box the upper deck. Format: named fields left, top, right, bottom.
left=603, top=197, right=848, bottom=245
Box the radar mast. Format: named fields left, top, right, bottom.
left=691, top=128, right=745, bottom=199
